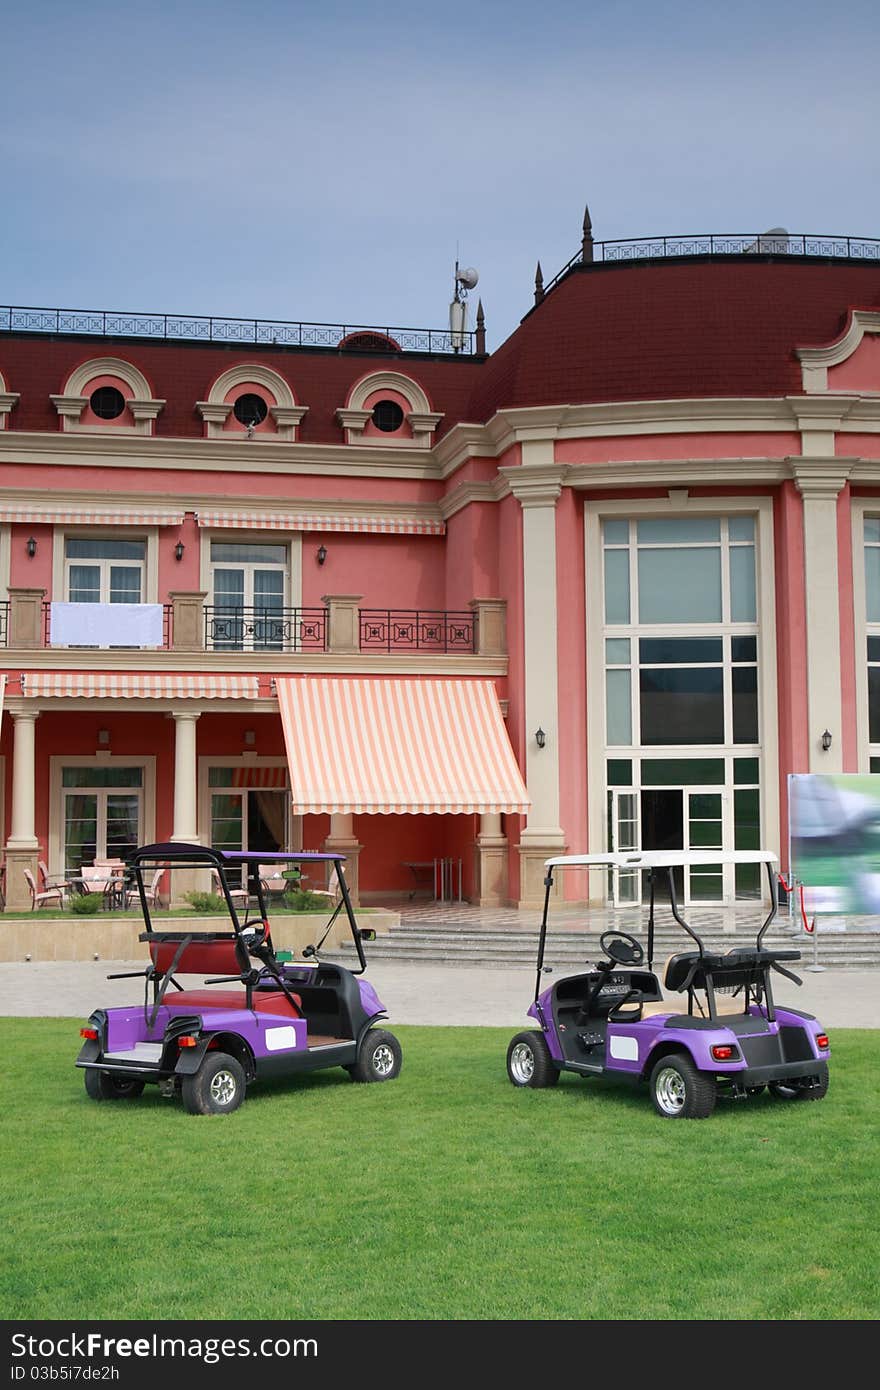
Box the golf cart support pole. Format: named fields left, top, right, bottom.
left=534, top=869, right=555, bottom=1004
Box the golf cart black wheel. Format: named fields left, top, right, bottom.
left=350, top=1029, right=402, bottom=1083
left=506, top=1031, right=560, bottom=1089
left=649, top=1052, right=716, bottom=1119
left=769, top=1070, right=829, bottom=1102
left=181, top=1052, right=246, bottom=1115
left=84, top=1070, right=145, bottom=1102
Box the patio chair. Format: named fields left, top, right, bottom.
left=124, top=867, right=164, bottom=910
left=210, top=869, right=250, bottom=909
left=24, top=867, right=65, bottom=910
left=259, top=863, right=294, bottom=898
left=39, top=859, right=71, bottom=894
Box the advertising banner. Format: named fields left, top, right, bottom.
left=789, top=772, right=880, bottom=918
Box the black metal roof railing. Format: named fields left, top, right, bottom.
left=0, top=305, right=476, bottom=356
left=540, top=231, right=880, bottom=299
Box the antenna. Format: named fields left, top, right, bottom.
left=449, top=258, right=479, bottom=352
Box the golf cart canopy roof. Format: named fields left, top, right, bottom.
left=543, top=850, right=778, bottom=869
left=130, top=842, right=345, bottom=865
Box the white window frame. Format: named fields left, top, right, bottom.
left=851, top=499, right=880, bottom=769
left=585, top=495, right=778, bottom=904
left=48, top=755, right=156, bottom=879
left=53, top=530, right=159, bottom=603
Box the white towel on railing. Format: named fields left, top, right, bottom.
left=50, top=603, right=163, bottom=647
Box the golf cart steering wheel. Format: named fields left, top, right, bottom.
left=600, top=931, right=644, bottom=966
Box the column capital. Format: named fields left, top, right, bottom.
left=788, top=456, right=856, bottom=500
left=500, top=463, right=568, bottom=508
left=167, top=708, right=201, bottom=723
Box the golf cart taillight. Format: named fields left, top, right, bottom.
left=178, top=1035, right=198, bottom=1047
left=711, top=1044, right=737, bottom=1061
left=816, top=1033, right=829, bottom=1050
left=80, top=1027, right=98, bottom=1040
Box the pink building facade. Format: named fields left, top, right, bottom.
left=2, top=226, right=880, bottom=912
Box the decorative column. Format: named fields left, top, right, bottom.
left=170, top=592, right=207, bottom=651
left=474, top=812, right=508, bottom=906
left=791, top=457, right=854, bottom=771
left=323, top=812, right=362, bottom=906
left=167, top=710, right=201, bottom=906
left=4, top=711, right=40, bottom=911
left=324, top=595, right=362, bottom=654
left=7, top=588, right=46, bottom=648
left=505, top=456, right=568, bottom=907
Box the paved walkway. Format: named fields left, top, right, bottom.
left=1, top=957, right=877, bottom=1028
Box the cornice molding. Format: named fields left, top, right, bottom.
left=797, top=309, right=880, bottom=391
left=499, top=463, right=568, bottom=507
left=0, top=391, right=20, bottom=427
left=564, top=457, right=791, bottom=490
left=2, top=653, right=507, bottom=682
left=789, top=455, right=857, bottom=499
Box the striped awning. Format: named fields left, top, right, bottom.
left=197, top=510, right=444, bottom=536
left=276, top=676, right=530, bottom=815
left=0, top=507, right=184, bottom=526
left=21, top=673, right=260, bottom=700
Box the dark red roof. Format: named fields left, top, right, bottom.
left=0, top=338, right=482, bottom=443
left=466, top=258, right=880, bottom=421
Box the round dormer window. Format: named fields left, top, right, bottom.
left=371, top=399, right=404, bottom=432
left=89, top=386, right=126, bottom=420
left=233, top=393, right=269, bottom=426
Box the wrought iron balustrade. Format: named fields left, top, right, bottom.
left=359, top=610, right=476, bottom=653
left=1, top=304, right=476, bottom=355
left=205, top=606, right=327, bottom=653
left=540, top=231, right=880, bottom=297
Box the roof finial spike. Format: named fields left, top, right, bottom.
left=534, top=261, right=545, bottom=305
left=475, top=299, right=486, bottom=355
left=582, top=204, right=594, bottom=263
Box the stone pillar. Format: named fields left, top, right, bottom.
left=474, top=812, right=508, bottom=906
left=791, top=459, right=852, bottom=771
left=323, top=812, right=362, bottom=906
left=7, top=588, right=46, bottom=648
left=469, top=598, right=507, bottom=656
left=324, top=595, right=362, bottom=654
left=170, top=592, right=207, bottom=652
left=166, top=710, right=200, bottom=906
left=4, top=711, right=40, bottom=910
left=505, top=456, right=568, bottom=907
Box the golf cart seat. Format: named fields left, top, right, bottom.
left=143, top=932, right=302, bottom=1016
left=636, top=953, right=748, bottom=1019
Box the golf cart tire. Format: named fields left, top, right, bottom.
left=506, top=1031, right=560, bottom=1089
left=769, top=1069, right=829, bottom=1103
left=349, top=1029, right=402, bottom=1083
left=649, top=1051, right=716, bottom=1119
left=181, top=1051, right=246, bottom=1115
left=84, top=1070, right=145, bottom=1102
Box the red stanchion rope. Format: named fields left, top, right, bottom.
left=778, top=873, right=815, bottom=933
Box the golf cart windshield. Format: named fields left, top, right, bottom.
left=535, top=850, right=779, bottom=999
left=128, top=843, right=372, bottom=974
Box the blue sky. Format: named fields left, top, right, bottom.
left=2, top=0, right=879, bottom=350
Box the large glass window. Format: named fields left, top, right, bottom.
left=601, top=514, right=761, bottom=905
left=209, top=541, right=288, bottom=651
left=61, top=766, right=142, bottom=874
left=64, top=537, right=145, bottom=604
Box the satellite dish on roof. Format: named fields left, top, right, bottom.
left=456, top=266, right=479, bottom=290
left=450, top=259, right=479, bottom=352
left=744, top=227, right=791, bottom=254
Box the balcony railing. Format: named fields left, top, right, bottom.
left=0, top=305, right=477, bottom=356
left=540, top=230, right=880, bottom=298
left=42, top=602, right=172, bottom=648
left=205, top=606, right=327, bottom=653
left=359, top=610, right=476, bottom=653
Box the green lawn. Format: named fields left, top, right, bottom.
left=1, top=1022, right=877, bottom=1321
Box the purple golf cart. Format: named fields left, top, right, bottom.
left=507, top=850, right=830, bottom=1119
left=76, top=842, right=401, bottom=1114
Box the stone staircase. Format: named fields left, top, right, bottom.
left=335, top=903, right=880, bottom=970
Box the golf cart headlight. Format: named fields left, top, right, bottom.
left=711, top=1044, right=739, bottom=1061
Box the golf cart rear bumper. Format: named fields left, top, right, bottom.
left=735, top=1058, right=829, bottom=1087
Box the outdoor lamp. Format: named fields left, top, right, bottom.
left=175, top=541, right=185, bottom=561
left=821, top=729, right=832, bottom=752
left=26, top=537, right=36, bottom=557
left=535, top=727, right=546, bottom=749
left=317, top=545, right=327, bottom=566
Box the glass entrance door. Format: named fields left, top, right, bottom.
left=609, top=789, right=640, bottom=905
